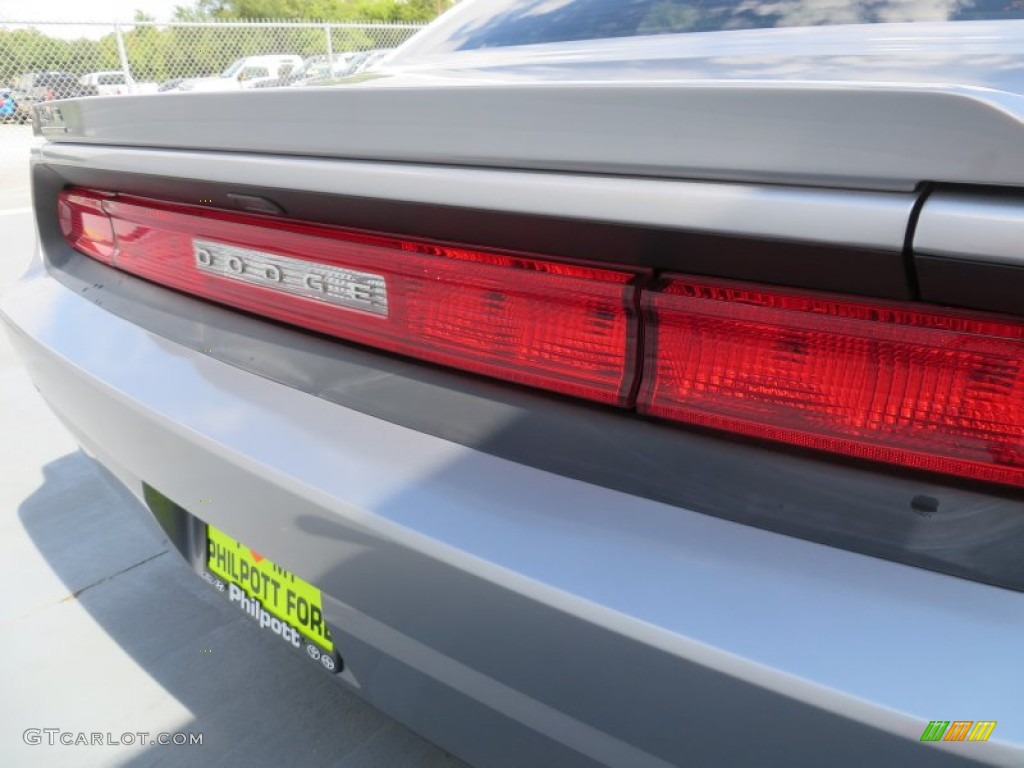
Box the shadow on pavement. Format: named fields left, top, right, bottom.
left=14, top=450, right=468, bottom=767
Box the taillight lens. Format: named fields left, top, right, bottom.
left=57, top=189, right=116, bottom=264
left=640, top=276, right=1024, bottom=487
left=58, top=188, right=1024, bottom=488
left=58, top=189, right=643, bottom=405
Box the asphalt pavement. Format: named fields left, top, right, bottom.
left=0, top=125, right=467, bottom=768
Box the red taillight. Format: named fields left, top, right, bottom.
left=58, top=187, right=1024, bottom=488
left=640, top=276, right=1024, bottom=487
left=57, top=189, right=116, bottom=264
left=58, top=190, right=642, bottom=405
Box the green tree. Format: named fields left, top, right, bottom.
left=0, top=28, right=115, bottom=85
left=188, top=0, right=454, bottom=22
left=0, top=1, right=441, bottom=90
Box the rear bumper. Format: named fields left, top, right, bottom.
left=2, top=257, right=1022, bottom=767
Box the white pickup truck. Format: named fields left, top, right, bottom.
left=172, top=55, right=304, bottom=92
left=79, top=71, right=159, bottom=96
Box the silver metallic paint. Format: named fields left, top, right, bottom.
left=11, top=15, right=1024, bottom=765
left=914, top=191, right=1024, bottom=267
left=2, top=254, right=1022, bottom=767
left=34, top=21, right=1024, bottom=190
left=40, top=144, right=914, bottom=251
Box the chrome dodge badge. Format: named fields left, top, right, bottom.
left=193, top=239, right=388, bottom=316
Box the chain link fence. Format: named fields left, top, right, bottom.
left=0, top=18, right=427, bottom=167
left=1, top=18, right=425, bottom=87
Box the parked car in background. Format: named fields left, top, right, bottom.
left=253, top=53, right=359, bottom=88
left=170, top=55, right=303, bottom=92
left=6, top=1, right=1024, bottom=767
left=10, top=71, right=97, bottom=121
left=79, top=71, right=159, bottom=97
left=0, top=87, right=18, bottom=123
left=157, top=78, right=186, bottom=93
left=340, top=49, right=391, bottom=76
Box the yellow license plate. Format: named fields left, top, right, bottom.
left=205, top=524, right=339, bottom=671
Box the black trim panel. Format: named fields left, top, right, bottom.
left=917, top=254, right=1024, bottom=316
